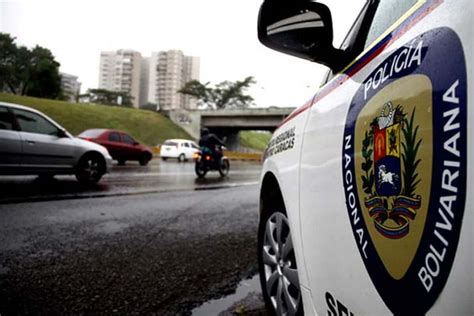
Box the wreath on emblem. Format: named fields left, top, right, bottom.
left=361, top=101, right=422, bottom=239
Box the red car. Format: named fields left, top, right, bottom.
left=78, top=129, right=153, bottom=166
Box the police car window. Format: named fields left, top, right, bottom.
left=364, top=0, right=418, bottom=49
left=339, top=1, right=370, bottom=52
left=0, top=107, right=14, bottom=130
left=321, top=1, right=370, bottom=85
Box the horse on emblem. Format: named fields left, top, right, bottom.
left=377, top=164, right=399, bottom=189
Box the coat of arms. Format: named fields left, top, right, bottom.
left=360, top=101, right=422, bottom=239
left=342, top=28, right=467, bottom=315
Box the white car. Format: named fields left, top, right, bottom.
left=0, top=102, right=113, bottom=185
left=159, top=139, right=200, bottom=162
left=257, top=0, right=472, bottom=315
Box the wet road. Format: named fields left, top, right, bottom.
left=0, top=159, right=262, bottom=203
left=0, top=160, right=266, bottom=315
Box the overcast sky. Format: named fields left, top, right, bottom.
left=1, top=0, right=365, bottom=108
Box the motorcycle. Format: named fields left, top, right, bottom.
left=194, top=146, right=230, bottom=178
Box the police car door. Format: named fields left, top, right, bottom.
left=298, top=0, right=471, bottom=315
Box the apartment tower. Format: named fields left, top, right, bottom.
left=148, top=50, right=200, bottom=111
left=60, top=72, right=81, bottom=102
left=99, top=50, right=142, bottom=108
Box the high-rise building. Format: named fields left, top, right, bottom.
left=98, top=50, right=142, bottom=108
left=147, top=50, right=200, bottom=111
left=183, top=56, right=200, bottom=110
left=139, top=57, right=150, bottom=107
left=60, top=72, right=81, bottom=102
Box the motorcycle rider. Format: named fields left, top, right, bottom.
left=198, top=128, right=225, bottom=162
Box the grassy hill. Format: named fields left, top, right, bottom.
left=239, top=131, right=272, bottom=151
left=0, top=93, right=191, bottom=146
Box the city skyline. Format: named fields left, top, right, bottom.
left=98, top=49, right=200, bottom=110
left=1, top=0, right=366, bottom=108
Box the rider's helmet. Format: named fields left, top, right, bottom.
left=201, top=128, right=209, bottom=136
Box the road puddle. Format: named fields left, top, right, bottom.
left=192, top=274, right=265, bottom=315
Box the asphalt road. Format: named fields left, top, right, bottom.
left=0, top=159, right=262, bottom=203
left=0, top=160, right=266, bottom=315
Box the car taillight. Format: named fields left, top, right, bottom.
left=193, top=153, right=200, bottom=160
left=205, top=155, right=211, bottom=161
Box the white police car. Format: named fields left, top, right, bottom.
left=257, top=0, right=472, bottom=315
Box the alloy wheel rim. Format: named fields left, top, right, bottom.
left=262, top=212, right=300, bottom=315
left=83, top=159, right=99, bottom=179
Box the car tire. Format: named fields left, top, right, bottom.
left=75, top=153, right=104, bottom=186
left=118, top=159, right=126, bottom=165
left=258, top=206, right=302, bottom=316
left=178, top=153, right=186, bottom=162
left=162, top=157, right=168, bottom=161
left=139, top=153, right=151, bottom=166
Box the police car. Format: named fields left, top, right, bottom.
left=257, top=0, right=472, bottom=315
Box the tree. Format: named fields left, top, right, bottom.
left=0, top=33, right=25, bottom=94
left=178, top=76, right=256, bottom=109
left=0, top=32, right=62, bottom=99
left=82, top=88, right=133, bottom=107
left=24, top=46, right=62, bottom=99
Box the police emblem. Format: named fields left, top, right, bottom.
left=362, top=101, right=422, bottom=240
left=342, top=28, right=467, bottom=315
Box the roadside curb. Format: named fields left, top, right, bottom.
left=224, top=151, right=262, bottom=162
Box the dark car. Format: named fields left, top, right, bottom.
left=78, top=129, right=153, bottom=166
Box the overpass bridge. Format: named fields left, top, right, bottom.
left=167, top=107, right=294, bottom=150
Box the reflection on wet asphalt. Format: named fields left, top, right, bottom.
left=0, top=159, right=261, bottom=203
left=193, top=274, right=264, bottom=316
left=0, top=159, right=266, bottom=314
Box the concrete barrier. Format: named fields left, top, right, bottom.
left=224, top=151, right=262, bottom=162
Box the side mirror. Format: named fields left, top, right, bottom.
left=258, top=0, right=349, bottom=71
left=133, top=141, right=139, bottom=146
left=57, top=128, right=68, bottom=138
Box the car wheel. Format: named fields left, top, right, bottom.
left=258, top=208, right=302, bottom=316
left=139, top=153, right=151, bottom=166
left=75, top=153, right=104, bottom=186
left=162, top=157, right=168, bottom=161
left=118, top=159, right=126, bottom=165
left=178, top=153, right=186, bottom=162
